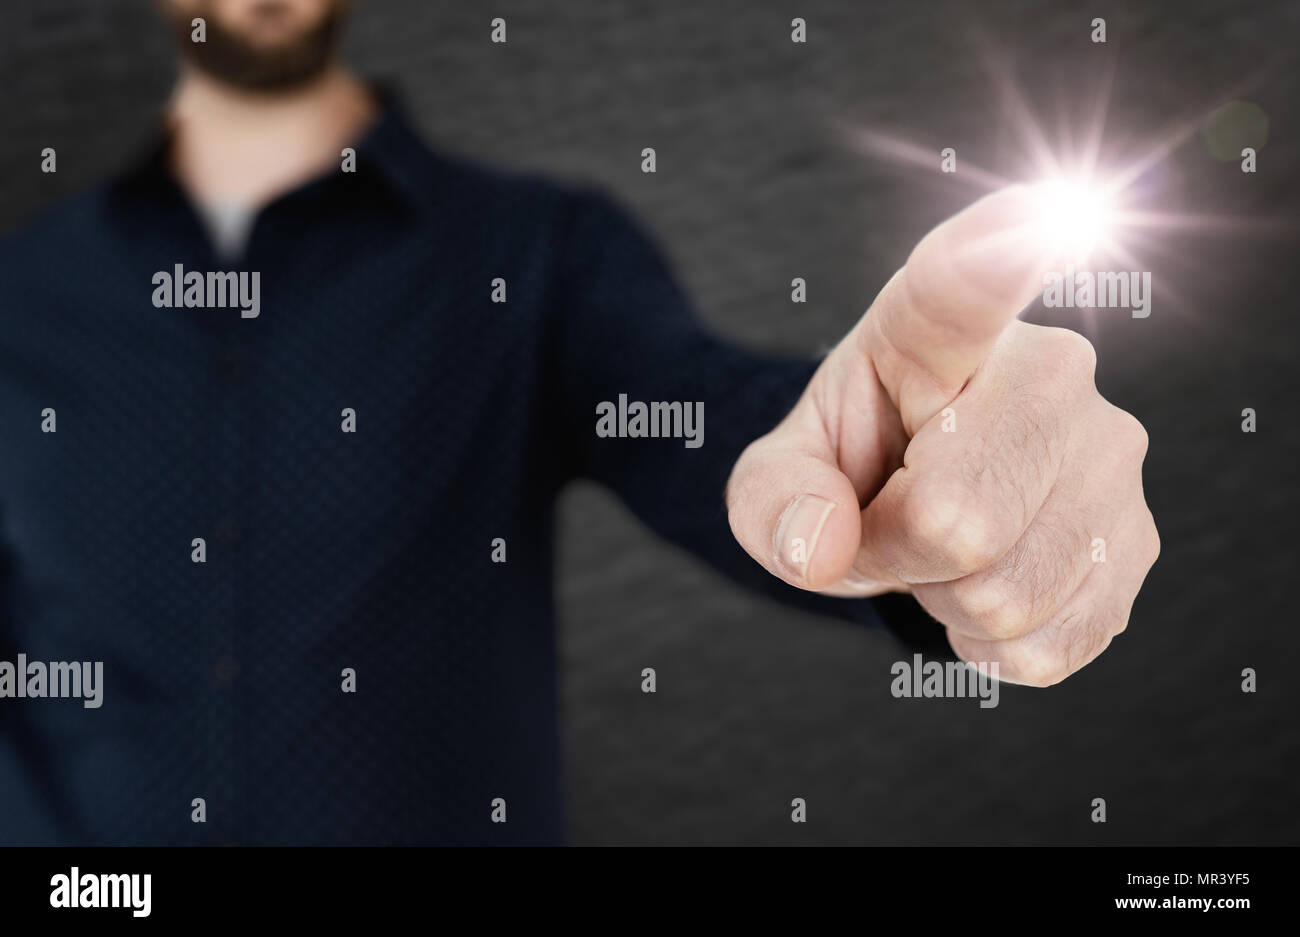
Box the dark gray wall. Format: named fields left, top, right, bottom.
left=1, top=0, right=1296, bottom=844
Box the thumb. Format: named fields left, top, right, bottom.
left=864, top=183, right=1064, bottom=434
left=725, top=404, right=867, bottom=592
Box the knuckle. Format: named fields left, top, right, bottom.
left=1138, top=508, right=1161, bottom=568
left=1008, top=648, right=1069, bottom=687
left=1105, top=406, right=1149, bottom=461
left=1123, top=415, right=1150, bottom=460
left=1012, top=610, right=1106, bottom=686
left=1043, top=328, right=1098, bottom=384
left=945, top=630, right=983, bottom=669
left=983, top=526, right=1077, bottom=637
left=948, top=576, right=1033, bottom=640
left=902, top=490, right=1005, bottom=574
left=1113, top=609, right=1132, bottom=636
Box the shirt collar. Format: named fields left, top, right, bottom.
left=111, top=83, right=438, bottom=217
left=351, top=85, right=438, bottom=211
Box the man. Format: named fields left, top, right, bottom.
left=0, top=0, right=1157, bottom=844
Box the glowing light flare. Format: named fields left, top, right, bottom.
left=836, top=51, right=1287, bottom=334
left=1025, top=177, right=1119, bottom=261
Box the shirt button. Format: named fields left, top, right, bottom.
left=213, top=517, right=242, bottom=546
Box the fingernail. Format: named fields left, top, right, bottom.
left=775, top=494, right=836, bottom=581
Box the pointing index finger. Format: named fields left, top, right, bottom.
left=864, top=184, right=1063, bottom=434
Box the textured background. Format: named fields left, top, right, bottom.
left=1, top=0, right=1297, bottom=844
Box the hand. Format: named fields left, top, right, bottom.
left=725, top=185, right=1159, bottom=686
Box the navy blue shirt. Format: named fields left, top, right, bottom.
left=0, top=96, right=938, bottom=844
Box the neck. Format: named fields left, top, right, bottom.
left=166, top=63, right=378, bottom=211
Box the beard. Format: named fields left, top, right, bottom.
left=168, top=3, right=348, bottom=92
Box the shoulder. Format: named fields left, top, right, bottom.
left=0, top=185, right=118, bottom=292
left=1, top=184, right=113, bottom=254
left=399, top=140, right=663, bottom=282
left=415, top=144, right=631, bottom=239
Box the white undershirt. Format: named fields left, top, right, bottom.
left=194, top=201, right=256, bottom=262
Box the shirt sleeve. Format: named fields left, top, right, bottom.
left=552, top=187, right=951, bottom=656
